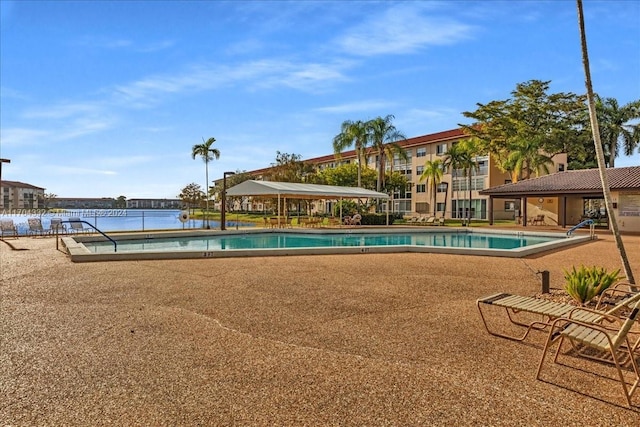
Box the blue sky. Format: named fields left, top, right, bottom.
left=1, top=0, right=639, bottom=199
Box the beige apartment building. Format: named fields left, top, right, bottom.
left=227, top=128, right=567, bottom=220
left=0, top=180, right=45, bottom=211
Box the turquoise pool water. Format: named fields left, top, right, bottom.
left=83, top=231, right=558, bottom=254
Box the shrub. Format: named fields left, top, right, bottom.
left=361, top=214, right=395, bottom=225
left=563, top=265, right=621, bottom=305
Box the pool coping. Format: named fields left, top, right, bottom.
left=61, top=227, right=595, bottom=262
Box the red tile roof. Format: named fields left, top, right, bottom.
left=480, top=166, right=640, bottom=196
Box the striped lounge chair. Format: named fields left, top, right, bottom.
left=536, top=296, right=640, bottom=406
left=477, top=281, right=639, bottom=342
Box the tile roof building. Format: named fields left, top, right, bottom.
left=480, top=166, right=640, bottom=232
left=0, top=180, right=46, bottom=211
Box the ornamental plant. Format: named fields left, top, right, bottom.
left=563, top=265, right=621, bottom=305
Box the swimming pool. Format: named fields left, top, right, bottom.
left=63, top=228, right=593, bottom=262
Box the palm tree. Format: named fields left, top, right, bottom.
left=577, top=0, right=635, bottom=288
left=192, top=137, right=220, bottom=229
left=368, top=115, right=406, bottom=192
left=505, top=139, right=554, bottom=182
left=420, top=159, right=444, bottom=217
left=443, top=141, right=477, bottom=222
left=596, top=96, right=640, bottom=167
left=333, top=120, right=370, bottom=187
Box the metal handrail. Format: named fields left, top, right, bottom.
left=58, top=220, right=117, bottom=252
left=566, top=219, right=594, bottom=237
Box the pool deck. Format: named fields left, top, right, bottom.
left=1, top=228, right=640, bottom=425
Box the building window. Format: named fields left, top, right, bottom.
left=415, top=202, right=428, bottom=213
left=416, top=165, right=424, bottom=176
left=436, top=202, right=446, bottom=213
left=436, top=183, right=448, bottom=193
left=557, top=163, right=565, bottom=172
left=416, top=184, right=426, bottom=193
left=504, top=201, right=516, bottom=211
left=416, top=148, right=426, bottom=157
left=436, top=143, right=447, bottom=155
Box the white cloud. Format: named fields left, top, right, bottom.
left=336, top=4, right=474, bottom=56
left=0, top=128, right=50, bottom=146
left=50, top=166, right=117, bottom=176
left=314, top=100, right=397, bottom=115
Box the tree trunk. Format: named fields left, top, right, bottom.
left=577, top=0, right=636, bottom=288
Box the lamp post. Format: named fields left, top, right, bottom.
left=221, top=171, right=235, bottom=231
left=0, top=158, right=10, bottom=208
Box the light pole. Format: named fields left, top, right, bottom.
left=221, top=171, right=235, bottom=231
left=0, top=158, right=10, bottom=208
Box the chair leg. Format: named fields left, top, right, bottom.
left=536, top=330, right=564, bottom=380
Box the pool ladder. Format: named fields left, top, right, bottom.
left=566, top=219, right=595, bottom=239
left=56, top=220, right=118, bottom=252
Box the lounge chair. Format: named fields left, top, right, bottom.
left=342, top=216, right=352, bottom=226
left=536, top=297, right=640, bottom=406
left=49, top=218, right=67, bottom=234
left=0, top=219, right=19, bottom=239
left=27, top=218, right=48, bottom=236
left=68, top=217, right=90, bottom=234
left=424, top=216, right=436, bottom=225
left=477, top=281, right=640, bottom=342
left=351, top=214, right=361, bottom=226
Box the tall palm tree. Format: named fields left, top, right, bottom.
left=420, top=159, right=444, bottom=217
left=192, top=137, right=220, bottom=229
left=368, top=115, right=406, bottom=192
left=596, top=96, right=640, bottom=167
left=577, top=0, right=635, bottom=287
left=443, top=141, right=477, bottom=222
left=333, top=120, right=370, bottom=187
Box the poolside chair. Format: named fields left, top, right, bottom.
left=0, top=219, right=19, bottom=239
left=351, top=214, right=361, bottom=226
left=27, top=218, right=48, bottom=236
left=536, top=297, right=640, bottom=406
left=477, top=281, right=640, bottom=342
left=49, top=218, right=67, bottom=234
left=68, top=217, right=90, bottom=234
left=343, top=216, right=352, bottom=226
left=424, top=216, right=436, bottom=225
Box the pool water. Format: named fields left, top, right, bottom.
left=83, top=231, right=558, bottom=254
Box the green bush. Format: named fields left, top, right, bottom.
left=563, top=265, right=621, bottom=305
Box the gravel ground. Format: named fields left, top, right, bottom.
left=1, top=230, right=640, bottom=426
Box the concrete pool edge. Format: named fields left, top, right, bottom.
left=62, top=228, right=595, bottom=262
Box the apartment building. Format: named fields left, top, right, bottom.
left=220, top=128, right=567, bottom=220
left=126, top=198, right=182, bottom=209
left=307, top=128, right=566, bottom=219
left=0, top=180, right=45, bottom=210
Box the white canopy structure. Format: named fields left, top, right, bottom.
left=226, top=180, right=390, bottom=199
left=225, top=180, right=390, bottom=226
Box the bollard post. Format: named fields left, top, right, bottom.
left=541, top=270, right=550, bottom=293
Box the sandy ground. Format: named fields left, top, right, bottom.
left=1, top=229, right=640, bottom=426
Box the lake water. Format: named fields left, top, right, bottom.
left=1, top=209, right=255, bottom=235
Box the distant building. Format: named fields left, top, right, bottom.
left=126, top=199, right=183, bottom=209
left=0, top=180, right=45, bottom=210
left=48, top=197, right=116, bottom=209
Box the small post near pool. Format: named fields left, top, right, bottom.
left=221, top=171, right=235, bottom=231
